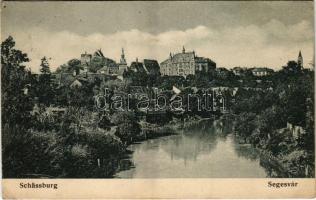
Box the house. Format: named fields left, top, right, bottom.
left=160, top=46, right=216, bottom=77
left=143, top=59, right=160, bottom=76
left=70, top=79, right=83, bottom=88
left=251, top=68, right=274, bottom=76
left=130, top=58, right=146, bottom=73
left=97, top=62, right=119, bottom=75
left=232, top=67, right=245, bottom=76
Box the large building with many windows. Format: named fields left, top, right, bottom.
left=160, top=47, right=216, bottom=77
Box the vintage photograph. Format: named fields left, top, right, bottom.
left=1, top=1, right=315, bottom=179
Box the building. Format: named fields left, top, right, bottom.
left=130, top=58, right=146, bottom=73
left=298, top=50, right=303, bottom=68
left=80, top=52, right=92, bottom=73
left=160, top=46, right=216, bottom=77
left=70, top=79, right=83, bottom=88
left=97, top=62, right=118, bottom=75
left=118, top=48, right=128, bottom=75
left=143, top=59, right=160, bottom=76
left=80, top=49, right=120, bottom=75
left=232, top=67, right=245, bottom=76
left=251, top=67, right=274, bottom=76
left=282, top=51, right=304, bottom=72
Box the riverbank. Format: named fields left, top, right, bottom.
left=135, top=116, right=210, bottom=141
left=259, top=150, right=290, bottom=177
left=222, top=113, right=314, bottom=178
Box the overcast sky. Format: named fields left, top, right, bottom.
left=2, top=1, right=314, bottom=72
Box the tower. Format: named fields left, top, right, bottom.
left=298, top=50, right=303, bottom=68
left=182, top=46, right=185, bottom=53
left=118, top=48, right=127, bottom=75
left=80, top=52, right=91, bottom=73
left=120, top=48, right=127, bottom=64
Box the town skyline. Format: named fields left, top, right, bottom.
left=2, top=1, right=314, bottom=72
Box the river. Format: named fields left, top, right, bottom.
left=114, top=119, right=269, bottom=178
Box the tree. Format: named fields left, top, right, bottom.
left=55, top=64, right=69, bottom=73
left=38, top=57, right=54, bottom=105
left=234, top=112, right=257, bottom=142
left=255, top=105, right=286, bottom=138
left=111, top=112, right=140, bottom=144
left=40, top=56, right=51, bottom=74
left=1, top=36, right=33, bottom=127
left=1, top=36, right=35, bottom=177
left=283, top=61, right=302, bottom=74
left=111, top=111, right=136, bottom=125
left=116, top=122, right=140, bottom=145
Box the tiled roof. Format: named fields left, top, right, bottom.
left=143, top=59, right=160, bottom=73
left=130, top=62, right=146, bottom=73
left=161, top=52, right=195, bottom=65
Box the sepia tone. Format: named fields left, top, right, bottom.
left=1, top=0, right=315, bottom=198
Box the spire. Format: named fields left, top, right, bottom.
left=182, top=46, right=185, bottom=53
left=120, top=48, right=126, bottom=64
left=170, top=52, right=172, bottom=59
left=298, top=50, right=303, bottom=68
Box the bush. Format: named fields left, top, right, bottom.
left=234, top=112, right=256, bottom=142
left=84, top=128, right=124, bottom=158
left=62, top=144, right=94, bottom=178
left=3, top=129, right=63, bottom=178
left=281, top=150, right=309, bottom=177
left=116, top=122, right=141, bottom=145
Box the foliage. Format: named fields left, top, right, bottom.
left=232, top=67, right=314, bottom=177
left=38, top=57, right=55, bottom=105
left=84, top=129, right=124, bottom=158
left=2, top=129, right=63, bottom=178
left=110, top=112, right=140, bottom=144
left=116, top=122, right=141, bottom=144
left=55, top=81, right=95, bottom=108
left=234, top=112, right=257, bottom=140
left=281, top=150, right=310, bottom=177
left=40, top=56, right=51, bottom=74
left=1, top=36, right=34, bottom=127
left=111, top=111, right=137, bottom=125
left=255, top=105, right=286, bottom=137
left=2, top=35, right=314, bottom=178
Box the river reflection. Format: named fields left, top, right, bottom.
left=114, top=119, right=268, bottom=178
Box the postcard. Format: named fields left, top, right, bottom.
left=1, top=1, right=315, bottom=199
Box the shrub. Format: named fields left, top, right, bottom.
left=3, top=129, right=62, bottom=178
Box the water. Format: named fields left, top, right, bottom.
left=114, top=119, right=268, bottom=178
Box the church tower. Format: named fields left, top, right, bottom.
left=298, top=50, right=303, bottom=68
left=120, top=48, right=127, bottom=64
left=118, top=48, right=127, bottom=75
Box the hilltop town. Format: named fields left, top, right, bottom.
left=50, top=46, right=301, bottom=89
left=2, top=36, right=314, bottom=179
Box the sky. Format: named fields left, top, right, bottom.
left=2, top=1, right=315, bottom=72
